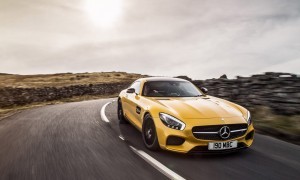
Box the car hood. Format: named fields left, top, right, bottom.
left=152, top=96, right=243, bottom=119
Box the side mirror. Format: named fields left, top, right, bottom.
left=126, top=88, right=136, bottom=94
left=200, top=87, right=208, bottom=94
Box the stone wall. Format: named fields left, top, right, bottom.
left=193, top=72, right=300, bottom=115
left=0, top=82, right=130, bottom=108
left=0, top=72, right=299, bottom=116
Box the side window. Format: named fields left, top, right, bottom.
left=129, top=81, right=141, bottom=94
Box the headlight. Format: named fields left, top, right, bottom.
left=245, top=111, right=252, bottom=125
left=159, top=113, right=186, bottom=130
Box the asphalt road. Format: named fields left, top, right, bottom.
left=0, top=99, right=299, bottom=180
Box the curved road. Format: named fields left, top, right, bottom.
left=0, top=99, right=299, bottom=180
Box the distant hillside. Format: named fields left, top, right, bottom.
left=0, top=72, right=148, bottom=88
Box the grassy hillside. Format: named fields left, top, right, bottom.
left=0, top=72, right=147, bottom=88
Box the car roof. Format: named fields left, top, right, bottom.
left=137, top=77, right=188, bottom=82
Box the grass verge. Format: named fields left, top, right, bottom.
left=252, top=106, right=300, bottom=145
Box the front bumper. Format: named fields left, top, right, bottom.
left=153, top=117, right=255, bottom=154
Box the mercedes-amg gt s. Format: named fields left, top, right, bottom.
left=118, top=77, right=254, bottom=153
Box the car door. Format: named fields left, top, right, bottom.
left=125, top=81, right=143, bottom=129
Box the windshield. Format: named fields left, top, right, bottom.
left=142, top=81, right=203, bottom=97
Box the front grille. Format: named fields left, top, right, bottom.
left=192, top=124, right=248, bottom=140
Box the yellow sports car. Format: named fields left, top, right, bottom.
left=118, top=77, right=254, bottom=153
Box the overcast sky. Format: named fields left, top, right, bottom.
left=0, top=0, right=299, bottom=79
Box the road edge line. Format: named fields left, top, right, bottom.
left=129, top=146, right=186, bottom=180
left=100, top=102, right=111, bottom=123
left=101, top=100, right=186, bottom=180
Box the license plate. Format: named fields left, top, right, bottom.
left=208, top=141, right=238, bottom=150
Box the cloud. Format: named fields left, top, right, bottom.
left=258, top=58, right=300, bottom=74
left=0, top=0, right=299, bottom=79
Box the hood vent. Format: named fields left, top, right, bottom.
left=201, top=97, right=210, bottom=99
left=155, top=98, right=170, bottom=100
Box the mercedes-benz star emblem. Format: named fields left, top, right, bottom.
left=219, top=126, right=230, bottom=139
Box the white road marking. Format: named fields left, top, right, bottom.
left=119, top=135, right=125, bottom=141
left=129, top=146, right=186, bottom=180
left=101, top=100, right=186, bottom=180
left=100, top=102, right=111, bottom=123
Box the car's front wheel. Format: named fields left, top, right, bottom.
left=142, top=114, right=160, bottom=151
left=118, top=99, right=127, bottom=124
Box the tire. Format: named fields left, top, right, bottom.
left=142, top=114, right=160, bottom=151
left=118, top=99, right=128, bottom=124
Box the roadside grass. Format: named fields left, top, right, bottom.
left=252, top=106, right=300, bottom=145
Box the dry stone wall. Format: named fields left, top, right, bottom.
left=0, top=72, right=299, bottom=116
left=0, top=82, right=129, bottom=108
left=193, top=72, right=300, bottom=115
